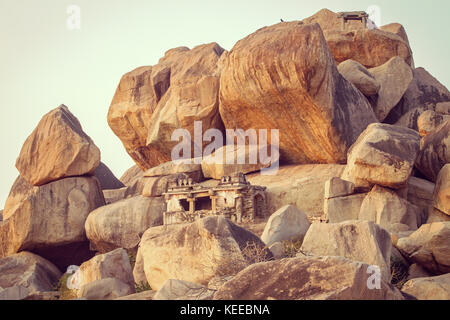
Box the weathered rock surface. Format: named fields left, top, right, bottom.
left=136, top=216, right=270, bottom=290
left=153, top=279, right=215, bottom=300
left=406, top=177, right=435, bottom=217
left=219, top=21, right=377, bottom=165
left=0, top=176, right=105, bottom=269
left=387, top=68, right=450, bottom=129
left=342, top=123, right=420, bottom=189
left=427, top=207, right=450, bottom=223
left=247, top=164, right=345, bottom=220
left=0, top=286, right=30, bottom=301
left=114, top=290, right=155, bottom=300
left=0, top=252, right=61, bottom=293
left=301, top=220, right=392, bottom=280
left=402, top=273, right=450, bottom=300
left=417, top=110, right=449, bottom=137
left=143, top=160, right=202, bottom=177
left=108, top=43, right=225, bottom=170
left=85, top=196, right=165, bottom=253
left=337, top=60, right=380, bottom=96
left=325, top=193, right=367, bottom=223
left=397, top=222, right=450, bottom=274
left=93, top=162, right=125, bottom=190
left=407, top=263, right=431, bottom=280
left=432, top=164, right=450, bottom=216
left=261, top=205, right=310, bottom=246
left=16, top=105, right=100, bottom=186
left=436, top=102, right=450, bottom=115
left=78, top=278, right=134, bottom=300
left=79, top=248, right=134, bottom=289
left=120, top=165, right=144, bottom=187
left=214, top=256, right=403, bottom=300
left=103, top=187, right=129, bottom=205
left=369, top=56, right=413, bottom=121
left=359, top=185, right=422, bottom=232
left=415, top=121, right=450, bottom=182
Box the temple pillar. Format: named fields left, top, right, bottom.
left=236, top=196, right=243, bottom=223
left=187, top=198, right=195, bottom=213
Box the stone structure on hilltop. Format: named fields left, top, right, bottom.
left=338, top=11, right=369, bottom=31
left=162, top=173, right=267, bottom=225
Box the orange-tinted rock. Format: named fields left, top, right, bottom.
left=219, top=22, right=377, bottom=165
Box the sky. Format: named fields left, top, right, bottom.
left=0, top=0, right=449, bottom=209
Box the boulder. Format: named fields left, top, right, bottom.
left=300, top=220, right=392, bottom=280
left=93, top=162, right=125, bottom=190
left=324, top=177, right=355, bottom=199
left=386, top=68, right=450, bottom=129
left=359, top=185, right=422, bottom=232
left=0, top=252, right=61, bottom=293
left=0, top=176, right=105, bottom=270
left=85, top=196, right=165, bottom=253
left=436, top=102, right=450, bottom=115
left=397, top=222, right=450, bottom=274
left=407, top=263, right=431, bottom=280
left=417, top=110, right=449, bottom=137
left=136, top=216, right=270, bottom=290
left=380, top=23, right=413, bottom=50
left=406, top=177, right=435, bottom=219
left=402, top=274, right=450, bottom=300
left=415, top=121, right=450, bottom=182
left=260, top=205, right=310, bottom=246
left=15, top=105, right=100, bottom=186
left=78, top=278, right=134, bottom=300
left=143, top=160, right=202, bottom=178
left=103, top=187, right=129, bottom=205
left=247, top=164, right=345, bottom=220
left=114, top=290, right=155, bottom=300
left=302, top=9, right=413, bottom=68
left=341, top=123, right=421, bottom=189
left=108, top=43, right=225, bottom=171
left=219, top=22, right=378, bottom=166
left=153, top=279, right=215, bottom=300
left=201, top=144, right=279, bottom=179
left=214, top=256, right=403, bottom=300
left=325, top=193, right=367, bottom=223
left=120, top=165, right=144, bottom=187
left=337, top=60, right=380, bottom=96
left=79, top=248, right=134, bottom=289
left=368, top=56, right=413, bottom=121
left=432, top=164, right=450, bottom=215
left=427, top=207, right=450, bottom=223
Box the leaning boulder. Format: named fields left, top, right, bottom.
left=0, top=252, right=61, bottom=293
left=214, top=256, right=403, bottom=300
left=261, top=205, right=310, bottom=246
left=0, top=176, right=105, bottom=270
left=397, top=222, right=450, bottom=275
left=219, top=21, right=377, bottom=165
left=136, top=216, right=270, bottom=290
left=85, top=196, right=165, bottom=253
left=337, top=59, right=380, bottom=96
left=342, top=123, right=420, bottom=189
left=300, top=220, right=392, bottom=280
left=16, top=105, right=100, bottom=186
left=415, top=121, right=450, bottom=182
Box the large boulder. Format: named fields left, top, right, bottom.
left=341, top=123, right=420, bottom=189
left=79, top=248, right=135, bottom=289
left=219, top=22, right=377, bottom=165
left=386, top=68, right=450, bottom=129
left=325, top=193, right=367, bottom=224
left=0, top=252, right=61, bottom=293
left=417, top=110, right=449, bottom=137
left=415, top=121, right=450, bottom=182
left=337, top=59, right=380, bottom=96
left=136, top=216, right=270, bottom=290
left=0, top=176, right=105, bottom=270
left=396, top=222, right=450, bottom=275
left=302, top=9, right=413, bottom=68
left=401, top=274, right=450, bottom=300
left=214, top=256, right=403, bottom=300
left=300, top=220, right=392, bottom=280
left=78, top=278, right=133, bottom=300
left=15, top=105, right=100, bottom=186
left=85, top=196, right=165, bottom=253
left=260, top=205, right=310, bottom=246
left=108, top=43, right=225, bottom=171
left=143, top=160, right=202, bottom=178
left=247, top=164, right=345, bottom=220
left=368, top=56, right=413, bottom=121
left=359, top=185, right=422, bottom=232
left=432, top=164, right=450, bottom=216
left=406, top=177, right=435, bottom=218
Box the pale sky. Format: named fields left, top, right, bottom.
left=1, top=0, right=449, bottom=209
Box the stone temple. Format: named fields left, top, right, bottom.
left=162, top=173, right=268, bottom=225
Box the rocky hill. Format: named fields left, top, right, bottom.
left=0, top=9, right=449, bottom=301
